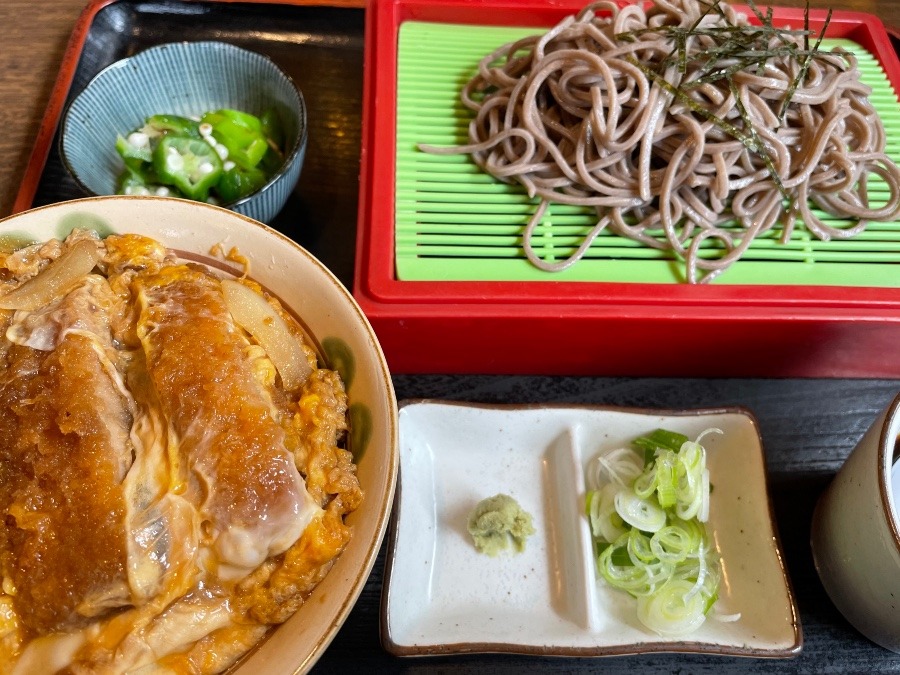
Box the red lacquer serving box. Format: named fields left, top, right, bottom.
left=354, top=0, right=900, bottom=377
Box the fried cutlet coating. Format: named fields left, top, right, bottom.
left=0, top=333, right=132, bottom=635
left=136, top=265, right=315, bottom=575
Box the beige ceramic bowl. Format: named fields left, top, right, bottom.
left=0, top=196, right=399, bottom=672
left=811, top=393, right=900, bottom=653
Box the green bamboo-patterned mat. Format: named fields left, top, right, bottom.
left=396, top=22, right=900, bottom=285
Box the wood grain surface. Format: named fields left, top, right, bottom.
left=0, top=0, right=85, bottom=215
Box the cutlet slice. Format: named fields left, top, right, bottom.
left=136, top=265, right=320, bottom=579
left=0, top=278, right=134, bottom=635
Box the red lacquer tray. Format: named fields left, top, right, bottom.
left=355, top=0, right=900, bottom=377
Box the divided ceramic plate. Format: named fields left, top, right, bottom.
left=382, top=401, right=801, bottom=657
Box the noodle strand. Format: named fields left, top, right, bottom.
left=420, top=0, right=900, bottom=283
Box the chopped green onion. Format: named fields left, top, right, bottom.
left=632, top=428, right=689, bottom=455
left=636, top=578, right=708, bottom=637
left=627, top=528, right=657, bottom=565
left=650, top=523, right=696, bottom=564
left=585, top=428, right=725, bottom=636
left=614, top=489, right=666, bottom=533
left=587, top=483, right=628, bottom=543
left=655, top=451, right=678, bottom=508
left=587, top=446, right=645, bottom=489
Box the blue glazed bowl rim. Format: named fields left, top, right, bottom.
left=59, top=40, right=308, bottom=211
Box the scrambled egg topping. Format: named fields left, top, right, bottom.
left=0, top=231, right=361, bottom=673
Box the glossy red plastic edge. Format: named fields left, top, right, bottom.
left=354, top=0, right=900, bottom=376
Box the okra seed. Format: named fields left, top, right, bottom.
left=127, top=132, right=150, bottom=149
left=165, top=150, right=185, bottom=172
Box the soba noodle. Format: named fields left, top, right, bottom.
left=420, top=0, right=900, bottom=283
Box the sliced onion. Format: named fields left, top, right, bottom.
left=599, top=546, right=648, bottom=592
left=0, top=239, right=101, bottom=311
left=586, top=489, right=603, bottom=537
left=632, top=465, right=656, bottom=500
left=221, top=279, right=312, bottom=391
left=675, top=481, right=703, bottom=521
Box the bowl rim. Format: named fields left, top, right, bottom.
left=58, top=40, right=308, bottom=210
left=0, top=195, right=400, bottom=674
left=878, top=392, right=900, bottom=557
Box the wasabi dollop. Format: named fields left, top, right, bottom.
left=466, top=493, right=535, bottom=556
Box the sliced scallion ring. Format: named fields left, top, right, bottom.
left=655, top=450, right=678, bottom=508
left=599, top=483, right=628, bottom=542
left=587, top=446, right=645, bottom=490
left=699, top=467, right=711, bottom=523
left=650, top=523, right=694, bottom=564
left=614, top=489, right=666, bottom=533
left=585, top=427, right=725, bottom=637
left=587, top=483, right=628, bottom=543
left=627, top=528, right=657, bottom=565
left=636, top=578, right=708, bottom=637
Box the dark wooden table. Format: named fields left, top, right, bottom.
left=2, top=0, right=900, bottom=673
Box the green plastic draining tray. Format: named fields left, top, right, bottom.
left=395, top=24, right=900, bottom=285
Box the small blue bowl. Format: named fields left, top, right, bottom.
left=60, top=41, right=306, bottom=224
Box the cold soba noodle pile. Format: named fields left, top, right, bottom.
left=422, top=0, right=900, bottom=282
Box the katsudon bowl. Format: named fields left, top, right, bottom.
left=0, top=196, right=398, bottom=673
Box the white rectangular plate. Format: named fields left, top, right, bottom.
left=381, top=400, right=801, bottom=657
